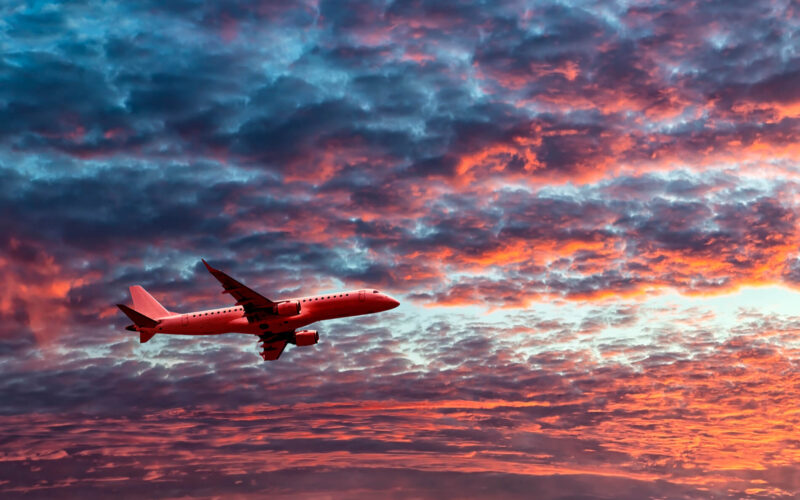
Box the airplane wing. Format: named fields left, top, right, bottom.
left=259, top=339, right=288, bottom=361
left=202, top=259, right=276, bottom=322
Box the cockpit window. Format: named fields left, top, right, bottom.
left=373, top=290, right=379, bottom=293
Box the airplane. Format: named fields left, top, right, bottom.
left=117, top=259, right=400, bottom=360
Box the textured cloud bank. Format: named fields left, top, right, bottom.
left=2, top=0, right=800, bottom=315
left=2, top=308, right=800, bottom=499
left=2, top=0, right=800, bottom=498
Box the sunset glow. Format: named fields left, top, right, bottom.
left=2, top=1, right=800, bottom=498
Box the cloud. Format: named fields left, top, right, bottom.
left=2, top=308, right=800, bottom=498
left=3, top=0, right=800, bottom=497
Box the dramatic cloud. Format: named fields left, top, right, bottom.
left=2, top=0, right=800, bottom=498
left=2, top=309, right=800, bottom=498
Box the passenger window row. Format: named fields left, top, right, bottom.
left=301, top=293, right=350, bottom=302
left=187, top=291, right=372, bottom=317
left=191, top=307, right=241, bottom=318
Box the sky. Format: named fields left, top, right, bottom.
left=1, top=0, right=800, bottom=498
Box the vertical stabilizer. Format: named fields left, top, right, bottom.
left=129, top=285, right=171, bottom=319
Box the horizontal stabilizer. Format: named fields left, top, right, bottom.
left=117, top=304, right=159, bottom=328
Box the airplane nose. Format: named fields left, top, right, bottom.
left=387, top=296, right=400, bottom=309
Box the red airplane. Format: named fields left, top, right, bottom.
left=117, top=259, right=400, bottom=360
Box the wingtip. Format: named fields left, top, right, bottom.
left=201, top=259, right=213, bottom=271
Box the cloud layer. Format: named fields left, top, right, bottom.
left=2, top=308, right=800, bottom=498
left=2, top=0, right=800, bottom=498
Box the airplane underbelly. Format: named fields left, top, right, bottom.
left=166, top=311, right=322, bottom=336
left=159, top=315, right=253, bottom=335
left=228, top=317, right=257, bottom=334
left=259, top=312, right=317, bottom=333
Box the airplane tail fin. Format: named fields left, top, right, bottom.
left=129, top=285, right=171, bottom=319
left=117, top=304, right=159, bottom=343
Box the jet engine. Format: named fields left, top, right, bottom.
left=275, top=300, right=301, bottom=316
left=294, top=330, right=319, bottom=346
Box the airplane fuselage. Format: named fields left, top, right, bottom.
left=140, top=289, right=399, bottom=338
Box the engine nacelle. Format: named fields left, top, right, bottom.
left=275, top=300, right=301, bottom=316
left=294, top=330, right=319, bottom=346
